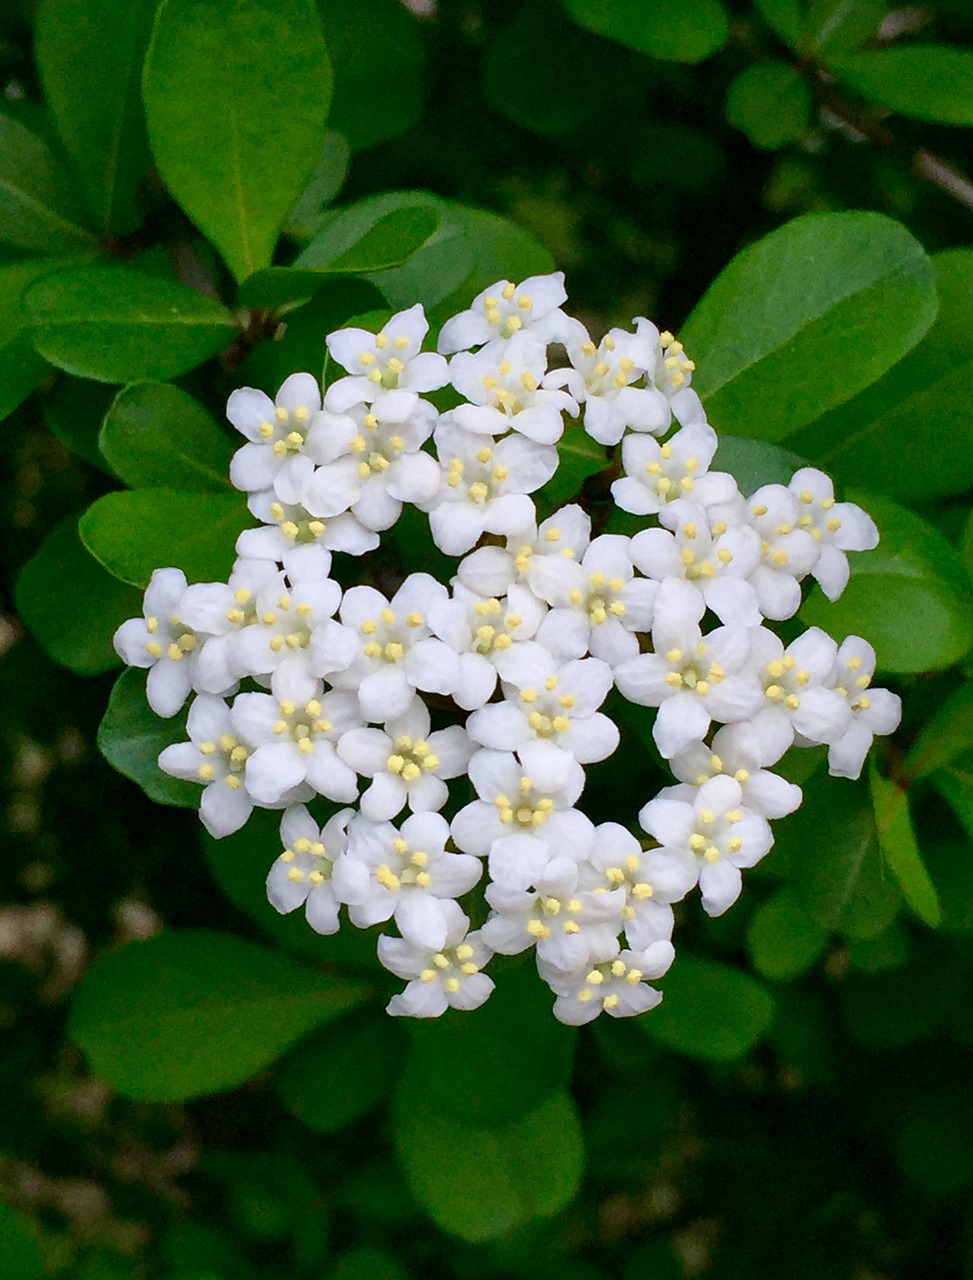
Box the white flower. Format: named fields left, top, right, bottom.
left=328, top=575, right=460, bottom=722
left=333, top=811, right=481, bottom=948
left=336, top=696, right=475, bottom=821
left=422, top=422, right=557, bottom=556
left=325, top=304, right=449, bottom=405
left=379, top=901, right=495, bottom=1017
left=243, top=478, right=379, bottom=564
left=668, top=721, right=802, bottom=819
left=230, top=574, right=354, bottom=684
left=113, top=568, right=207, bottom=717
left=636, top=320, right=696, bottom=397
left=266, top=805, right=353, bottom=935
left=449, top=331, right=577, bottom=444
left=540, top=943, right=675, bottom=1026
left=228, top=372, right=321, bottom=493
left=177, top=559, right=282, bottom=693
left=788, top=467, right=879, bottom=600
left=456, top=503, right=591, bottom=599
left=611, top=422, right=737, bottom=517
left=639, top=775, right=774, bottom=916
left=437, top=272, right=571, bottom=353
left=747, top=626, right=853, bottom=750
left=826, top=636, right=902, bottom=779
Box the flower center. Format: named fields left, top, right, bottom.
left=272, top=699, right=333, bottom=753
left=386, top=734, right=440, bottom=783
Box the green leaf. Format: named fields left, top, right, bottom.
left=143, top=0, right=333, bottom=282
left=934, top=755, right=973, bottom=844
left=69, top=929, right=369, bottom=1100
left=316, top=0, right=427, bottom=151
left=239, top=201, right=440, bottom=308
left=393, top=1088, right=583, bottom=1242
left=26, top=264, right=236, bottom=383
left=798, top=491, right=973, bottom=675
left=560, top=0, right=729, bottom=64
left=35, top=0, right=156, bottom=235
left=832, top=46, right=973, bottom=126
left=752, top=0, right=803, bottom=48
left=100, top=382, right=232, bottom=491
left=0, top=110, right=97, bottom=252
left=714, top=434, right=807, bottom=493
left=277, top=1013, right=403, bottom=1133
left=680, top=212, right=937, bottom=442
left=644, top=954, right=775, bottom=1060
left=403, top=961, right=576, bottom=1128
left=869, top=765, right=940, bottom=928
left=14, top=518, right=141, bottom=675
left=98, top=667, right=199, bottom=806
left=0, top=1203, right=43, bottom=1280
left=536, top=424, right=607, bottom=510
left=904, top=682, right=973, bottom=782
left=285, top=131, right=350, bottom=238
left=788, top=249, right=973, bottom=502
left=804, top=0, right=887, bottom=56
left=80, top=489, right=250, bottom=587
left=745, top=889, right=828, bottom=981
left=726, top=63, right=812, bottom=150
left=0, top=259, right=60, bottom=422
left=41, top=377, right=115, bottom=471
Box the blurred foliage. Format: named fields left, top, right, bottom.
left=4, top=0, right=973, bottom=1276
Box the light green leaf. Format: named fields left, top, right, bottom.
left=35, top=0, right=156, bottom=235
left=97, top=667, right=199, bottom=807
left=143, top=0, right=333, bottom=281
left=536, top=424, right=607, bottom=510
left=0, top=259, right=61, bottom=422
left=726, top=63, right=812, bottom=150
left=798, top=491, right=973, bottom=675
left=804, top=0, right=887, bottom=56
left=0, top=111, right=96, bottom=252
left=681, top=212, right=937, bottom=441
left=560, top=0, right=729, bottom=64
left=833, top=46, right=973, bottom=126
left=69, top=929, right=369, bottom=1100
left=15, top=519, right=141, bottom=675
left=869, top=764, right=941, bottom=927
left=714, top=434, right=806, bottom=492
left=26, top=264, right=236, bottom=383
left=746, top=889, right=828, bottom=981
left=285, top=131, right=351, bottom=238
left=100, top=382, right=232, bottom=491
left=80, top=489, right=251, bottom=587
left=904, top=682, right=973, bottom=782
left=394, top=1088, right=583, bottom=1242
left=645, top=955, right=775, bottom=1060
left=0, top=1203, right=44, bottom=1280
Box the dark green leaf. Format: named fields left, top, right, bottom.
left=80, top=489, right=250, bottom=587
left=69, top=929, right=369, bottom=1100
left=804, top=0, right=886, bottom=56
left=35, top=0, right=156, bottom=235
left=26, top=264, right=236, bottom=382
left=393, top=1088, right=583, bottom=1241
left=277, top=1013, right=403, bottom=1132
left=15, top=518, right=141, bottom=675
left=833, top=46, right=973, bottom=126
left=934, top=755, right=973, bottom=845
left=0, top=259, right=60, bottom=422
left=98, top=667, right=199, bottom=806
left=905, top=682, right=973, bottom=782
left=752, top=0, right=803, bottom=49
left=726, top=63, right=812, bottom=150
left=0, top=110, right=96, bottom=252
left=560, top=0, right=729, bottom=64
left=100, top=382, right=232, bottom=491
left=714, top=434, right=806, bottom=493
left=143, top=0, right=333, bottom=281
left=799, top=491, right=973, bottom=675
left=746, top=889, right=828, bottom=980
left=0, top=1203, right=43, bottom=1280
left=645, top=955, right=775, bottom=1060
left=285, top=131, right=351, bottom=238
left=681, top=212, right=937, bottom=441
left=41, top=376, right=115, bottom=471
left=536, top=424, right=607, bottom=509
left=897, top=1090, right=973, bottom=1199
left=869, top=765, right=941, bottom=928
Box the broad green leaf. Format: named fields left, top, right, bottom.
left=394, top=1088, right=583, bottom=1242
left=69, top=929, right=369, bottom=1100
left=799, top=491, right=973, bottom=675
left=560, top=0, right=729, bottom=63
left=100, top=382, right=232, bottom=491
left=403, top=961, right=576, bottom=1127
left=870, top=765, right=941, bottom=928
left=0, top=259, right=60, bottom=422
left=98, top=667, right=199, bottom=806
left=681, top=212, right=937, bottom=441
left=714, top=434, right=806, bottom=493
left=934, top=755, right=973, bottom=844
left=316, top=0, right=427, bottom=151
left=285, top=131, right=351, bottom=238
left=833, top=46, right=973, bottom=126
left=804, top=0, right=886, bottom=56
left=0, top=111, right=97, bottom=252
left=26, top=265, right=236, bottom=382
left=745, top=889, right=828, bottom=980
left=536, top=424, right=607, bottom=510
left=35, top=0, right=156, bottom=235
left=788, top=250, right=973, bottom=502
left=644, top=955, right=775, bottom=1060
left=924, top=836, right=973, bottom=938
left=80, top=489, right=250, bottom=587
left=277, top=1013, right=403, bottom=1132
left=143, top=0, right=333, bottom=281
left=752, top=0, right=802, bottom=49
left=41, top=377, right=114, bottom=471
left=14, top=519, right=141, bottom=675
left=904, top=682, right=973, bottom=782
left=0, top=1203, right=43, bottom=1280
left=726, top=63, right=811, bottom=150
left=239, top=201, right=440, bottom=308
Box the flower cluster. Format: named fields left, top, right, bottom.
left=114, top=272, right=901, bottom=1025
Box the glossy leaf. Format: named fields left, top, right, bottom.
left=714, top=434, right=806, bottom=493
left=143, top=0, right=333, bottom=281
left=799, top=491, right=973, bottom=675
left=645, top=955, right=775, bottom=1060
left=35, top=0, right=156, bottom=234
left=0, top=259, right=60, bottom=422
left=727, top=63, right=811, bottom=150
left=869, top=765, right=941, bottom=928
left=752, top=0, right=802, bottom=49
left=905, top=683, right=973, bottom=782
left=80, top=489, right=250, bottom=587
left=681, top=212, right=937, bottom=441
left=15, top=519, right=141, bottom=676
left=934, top=756, right=973, bottom=845
left=41, top=376, right=115, bottom=471
left=26, top=264, right=236, bottom=382
left=536, top=424, right=607, bottom=510
left=833, top=46, right=973, bottom=126
left=805, top=0, right=886, bottom=55
left=97, top=667, right=199, bottom=807
left=100, top=382, right=232, bottom=491
left=746, top=889, right=828, bottom=981
left=285, top=131, right=351, bottom=238
left=69, top=929, right=369, bottom=1100
left=394, top=1088, right=583, bottom=1241
left=560, top=0, right=729, bottom=64
left=0, top=110, right=97, bottom=252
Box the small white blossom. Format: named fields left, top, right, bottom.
left=611, top=422, right=737, bottom=518
left=437, top=272, right=571, bottom=353
left=228, top=372, right=321, bottom=493
left=177, top=559, right=282, bottom=693
left=747, top=626, right=853, bottom=750
left=540, top=943, right=675, bottom=1026
left=325, top=304, right=449, bottom=406
left=788, top=467, right=879, bottom=600
left=266, top=805, right=353, bottom=934
left=826, top=636, right=902, bottom=779
left=114, top=568, right=208, bottom=717
left=450, top=331, right=577, bottom=444
left=230, top=574, right=354, bottom=684
left=379, top=902, right=495, bottom=1017
left=668, top=721, right=802, bottom=819
left=456, top=503, right=591, bottom=599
